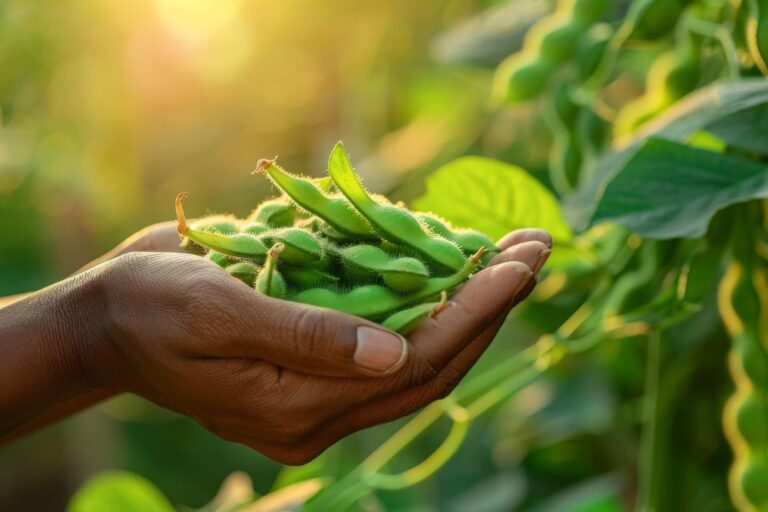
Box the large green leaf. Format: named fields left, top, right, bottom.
left=566, top=78, right=768, bottom=231
left=68, top=471, right=174, bottom=512
left=706, top=103, right=768, bottom=154
left=590, top=138, right=768, bottom=239
left=412, top=156, right=572, bottom=243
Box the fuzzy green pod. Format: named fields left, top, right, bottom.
left=327, top=143, right=467, bottom=273
left=416, top=213, right=499, bottom=258
left=256, top=243, right=287, bottom=298
left=291, top=247, right=485, bottom=320
left=282, top=267, right=339, bottom=288
left=241, top=222, right=270, bottom=236
left=247, top=197, right=296, bottom=228
left=206, top=250, right=239, bottom=268
left=381, top=292, right=449, bottom=335
left=190, top=216, right=240, bottom=235
left=331, top=244, right=430, bottom=293
left=176, top=193, right=269, bottom=259
left=255, top=159, right=376, bottom=239
left=226, top=261, right=260, bottom=287
left=258, top=227, right=323, bottom=265
left=180, top=215, right=241, bottom=253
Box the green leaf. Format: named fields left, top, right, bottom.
left=413, top=156, right=572, bottom=243
left=706, top=103, right=768, bottom=154
left=590, top=138, right=768, bottom=239
left=566, top=78, right=768, bottom=231
left=68, top=471, right=174, bottom=512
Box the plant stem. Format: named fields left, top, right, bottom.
left=636, top=330, right=662, bottom=512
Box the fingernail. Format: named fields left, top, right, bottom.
left=354, top=326, right=407, bottom=373
left=532, top=249, right=551, bottom=274
left=490, top=261, right=534, bottom=297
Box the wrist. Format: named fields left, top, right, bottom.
left=48, top=268, right=112, bottom=393
left=0, top=267, right=110, bottom=434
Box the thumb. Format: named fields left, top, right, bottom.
left=232, top=296, right=409, bottom=378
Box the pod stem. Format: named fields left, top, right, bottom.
left=430, top=291, right=449, bottom=318
left=265, top=242, right=284, bottom=295
left=175, top=192, right=191, bottom=239
left=251, top=156, right=279, bottom=176
left=468, top=246, right=488, bottom=265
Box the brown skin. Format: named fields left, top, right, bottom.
left=0, top=221, right=551, bottom=465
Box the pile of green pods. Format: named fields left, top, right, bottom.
left=175, top=142, right=498, bottom=335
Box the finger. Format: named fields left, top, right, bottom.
left=496, top=228, right=552, bottom=251
left=279, top=280, right=540, bottom=455
left=217, top=277, right=539, bottom=454
left=210, top=285, right=409, bottom=379
left=408, top=242, right=549, bottom=373
left=488, top=240, right=551, bottom=271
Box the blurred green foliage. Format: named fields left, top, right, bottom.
left=3, top=0, right=768, bottom=511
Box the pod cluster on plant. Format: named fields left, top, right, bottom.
left=492, top=0, right=612, bottom=103
left=719, top=208, right=768, bottom=512
left=175, top=142, right=498, bottom=335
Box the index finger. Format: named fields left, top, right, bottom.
left=406, top=239, right=549, bottom=374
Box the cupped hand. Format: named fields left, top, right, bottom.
left=89, top=228, right=551, bottom=465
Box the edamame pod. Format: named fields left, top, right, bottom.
left=282, top=267, right=339, bottom=288
left=416, top=213, right=499, bottom=256
left=226, top=261, right=260, bottom=287
left=328, top=143, right=467, bottom=273
left=248, top=197, right=296, bottom=228
left=291, top=247, right=485, bottom=320
left=331, top=244, right=430, bottom=293
left=382, top=292, right=450, bottom=335
left=255, top=159, right=376, bottom=239
left=176, top=193, right=269, bottom=259
left=256, top=243, right=286, bottom=298
left=206, top=250, right=239, bottom=268
left=259, top=227, right=323, bottom=265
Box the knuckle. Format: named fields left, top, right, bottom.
left=404, top=349, right=439, bottom=387
left=288, top=308, right=331, bottom=358
left=434, top=365, right=464, bottom=399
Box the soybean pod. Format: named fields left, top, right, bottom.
left=719, top=206, right=768, bottom=512
left=206, top=250, right=239, bottom=268
left=176, top=193, right=269, bottom=259
left=258, top=227, right=323, bottom=265
left=282, top=267, right=339, bottom=288
left=255, top=159, right=376, bottom=239
left=330, top=244, right=430, bottom=293
left=247, top=197, right=296, bottom=228
left=747, top=0, right=768, bottom=75
left=226, top=261, right=260, bottom=287
left=416, top=213, right=499, bottom=257
left=256, top=243, right=287, bottom=298
left=327, top=143, right=467, bottom=273
left=382, top=292, right=450, bottom=335
left=291, top=247, right=485, bottom=320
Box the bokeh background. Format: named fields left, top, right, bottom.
left=1, top=0, right=745, bottom=510
left=0, top=0, right=549, bottom=509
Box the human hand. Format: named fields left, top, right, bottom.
left=80, top=228, right=550, bottom=464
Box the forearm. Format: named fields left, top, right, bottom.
left=0, top=293, right=31, bottom=308
left=0, top=271, right=106, bottom=440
